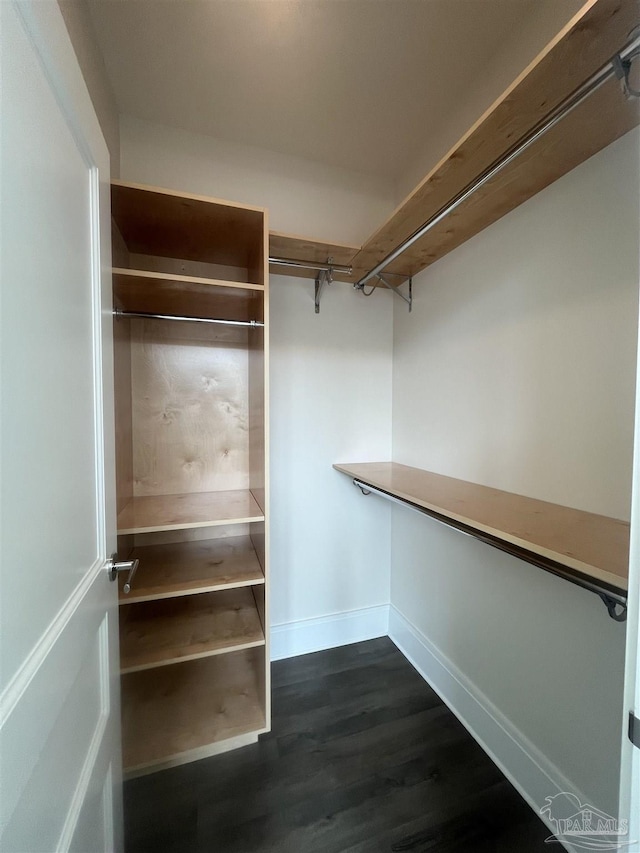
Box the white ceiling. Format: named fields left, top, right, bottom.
left=88, top=0, right=581, bottom=180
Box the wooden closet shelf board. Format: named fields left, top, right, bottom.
left=112, top=181, right=265, bottom=270
left=119, top=588, right=265, bottom=673
left=118, top=537, right=264, bottom=604
left=351, top=76, right=640, bottom=281
left=267, top=0, right=640, bottom=286
left=113, top=268, right=264, bottom=322
left=117, top=490, right=264, bottom=534
left=121, top=649, right=266, bottom=773
left=269, top=231, right=359, bottom=283
left=333, top=462, right=629, bottom=591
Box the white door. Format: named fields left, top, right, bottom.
left=620, top=184, right=640, bottom=847
left=0, top=1, right=122, bottom=851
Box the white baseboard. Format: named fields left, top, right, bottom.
left=270, top=604, right=389, bottom=661
left=388, top=605, right=590, bottom=844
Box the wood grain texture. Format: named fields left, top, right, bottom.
left=351, top=0, right=640, bottom=282
left=121, top=648, right=267, bottom=773
left=118, top=537, right=264, bottom=604
left=112, top=181, right=266, bottom=281
left=127, top=253, right=253, bottom=285
left=130, top=318, right=250, bottom=496
left=117, top=490, right=264, bottom=535
left=333, top=462, right=629, bottom=590
left=113, top=268, right=264, bottom=323
left=269, top=231, right=359, bottom=283
left=119, top=588, right=265, bottom=673
left=113, top=314, right=134, bottom=515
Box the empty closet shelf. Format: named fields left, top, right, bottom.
left=112, top=268, right=264, bottom=322
left=119, top=588, right=265, bottom=673
left=121, top=648, right=267, bottom=775
left=334, top=462, right=629, bottom=598
left=118, top=537, right=264, bottom=604
left=117, top=490, right=264, bottom=534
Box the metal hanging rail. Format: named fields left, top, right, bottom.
left=114, top=309, right=264, bottom=328
left=269, top=256, right=352, bottom=275
left=352, top=478, right=628, bottom=621
left=357, top=33, right=640, bottom=288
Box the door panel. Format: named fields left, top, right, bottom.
left=0, top=2, right=121, bottom=850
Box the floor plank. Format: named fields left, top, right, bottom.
left=123, top=637, right=554, bottom=852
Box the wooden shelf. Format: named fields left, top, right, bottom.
left=334, top=462, right=629, bottom=595
left=118, top=536, right=264, bottom=604
left=117, top=490, right=264, bottom=535
left=113, top=268, right=264, bottom=322
left=269, top=231, right=358, bottom=284
left=121, top=648, right=266, bottom=775
left=111, top=181, right=266, bottom=276
left=119, top=587, right=265, bottom=673
left=270, top=0, right=640, bottom=286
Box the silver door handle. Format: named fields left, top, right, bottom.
left=107, top=554, right=139, bottom=593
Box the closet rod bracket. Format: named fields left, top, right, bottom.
left=598, top=592, right=627, bottom=622
left=612, top=30, right=640, bottom=99
left=315, top=259, right=334, bottom=313
left=353, top=273, right=412, bottom=311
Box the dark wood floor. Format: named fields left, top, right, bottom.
left=124, top=637, right=554, bottom=852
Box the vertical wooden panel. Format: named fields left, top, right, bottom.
left=113, top=315, right=133, bottom=516
left=130, top=319, right=250, bottom=497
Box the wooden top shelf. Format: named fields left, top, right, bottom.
left=112, top=181, right=266, bottom=274
left=271, top=0, right=640, bottom=286
left=333, top=461, right=629, bottom=595
left=117, top=490, right=264, bottom=535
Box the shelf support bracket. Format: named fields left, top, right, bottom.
left=612, top=33, right=640, bottom=99
left=377, top=274, right=412, bottom=311
left=315, top=259, right=334, bottom=314
left=353, top=273, right=412, bottom=311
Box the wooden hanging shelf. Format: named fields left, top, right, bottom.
left=270, top=0, right=640, bottom=287
left=334, top=462, right=629, bottom=617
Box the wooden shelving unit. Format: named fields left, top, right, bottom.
left=112, top=180, right=270, bottom=777
left=334, top=462, right=629, bottom=606
left=117, top=537, right=264, bottom=604
left=269, top=0, right=640, bottom=286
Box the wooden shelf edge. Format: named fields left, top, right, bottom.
left=123, top=727, right=267, bottom=779
left=120, top=637, right=266, bottom=675
left=117, top=491, right=265, bottom=535
left=113, top=267, right=265, bottom=292
left=119, top=575, right=265, bottom=606
left=334, top=461, right=629, bottom=597
left=112, top=179, right=267, bottom=216
left=117, top=516, right=265, bottom=535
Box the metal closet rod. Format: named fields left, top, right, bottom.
left=357, top=32, right=640, bottom=287
left=352, top=478, right=628, bottom=621
left=114, top=309, right=264, bottom=328
left=269, top=256, right=353, bottom=275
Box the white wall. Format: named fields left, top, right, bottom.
left=58, top=0, right=120, bottom=176
left=269, top=276, right=393, bottom=631
left=120, top=121, right=395, bottom=650
left=391, top=128, right=640, bottom=817
left=120, top=115, right=395, bottom=245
